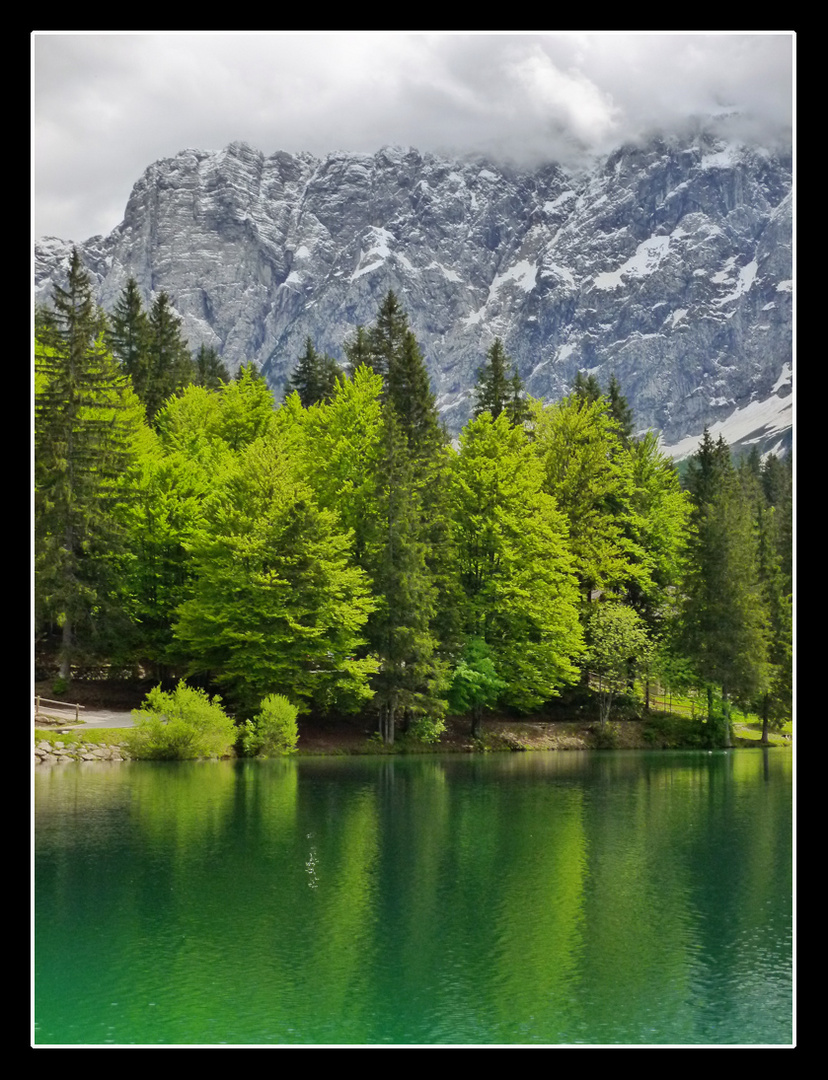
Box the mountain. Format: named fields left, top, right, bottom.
left=35, top=134, right=793, bottom=457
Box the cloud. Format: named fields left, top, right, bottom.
left=33, top=31, right=794, bottom=242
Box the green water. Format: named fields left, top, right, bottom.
left=34, top=749, right=793, bottom=1046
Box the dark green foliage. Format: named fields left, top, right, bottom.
left=107, top=277, right=149, bottom=383
left=362, top=404, right=446, bottom=744
left=572, top=369, right=602, bottom=405
left=473, top=338, right=528, bottom=427
left=286, top=336, right=343, bottom=407
left=35, top=249, right=143, bottom=679
left=679, top=438, right=771, bottom=736
left=193, top=343, right=230, bottom=389
left=142, top=292, right=195, bottom=423
left=606, top=374, right=635, bottom=445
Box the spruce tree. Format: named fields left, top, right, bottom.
left=473, top=338, right=512, bottom=420
left=473, top=338, right=528, bottom=426
left=606, top=374, right=635, bottom=446
left=285, top=336, right=342, bottom=407
left=193, top=343, right=230, bottom=390
left=362, top=403, right=446, bottom=744
left=107, top=277, right=150, bottom=386
left=142, top=292, right=195, bottom=424
left=679, top=440, right=771, bottom=741
left=35, top=249, right=143, bottom=679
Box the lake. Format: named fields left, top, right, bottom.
left=33, top=748, right=793, bottom=1046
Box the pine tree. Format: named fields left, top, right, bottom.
left=285, top=336, right=342, bottom=407
left=361, top=404, right=446, bottom=744
left=606, top=374, right=635, bottom=446
left=679, top=441, right=770, bottom=741
left=193, top=343, right=230, bottom=390
left=473, top=338, right=512, bottom=420
left=142, top=292, right=195, bottom=424
left=107, top=277, right=150, bottom=386
left=35, top=249, right=143, bottom=679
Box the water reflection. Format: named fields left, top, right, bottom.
left=35, top=750, right=792, bottom=1045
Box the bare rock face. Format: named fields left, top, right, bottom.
left=35, top=133, right=792, bottom=455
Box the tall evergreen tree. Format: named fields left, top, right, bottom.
left=679, top=441, right=770, bottom=742
left=606, top=374, right=635, bottom=446
left=362, top=404, right=446, bottom=744
left=35, top=249, right=144, bottom=679
left=107, top=277, right=150, bottom=385
left=192, top=343, right=230, bottom=390
left=473, top=337, right=528, bottom=426
left=285, top=336, right=342, bottom=407
left=142, top=292, right=195, bottom=424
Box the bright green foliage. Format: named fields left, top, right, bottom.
left=241, top=694, right=299, bottom=756
left=448, top=637, right=507, bottom=738
left=450, top=412, right=583, bottom=713
left=529, top=395, right=646, bottom=604
left=585, top=603, right=653, bottom=725
left=124, top=680, right=237, bottom=760
left=35, top=249, right=146, bottom=678
left=277, top=366, right=384, bottom=563
left=173, top=433, right=378, bottom=716
left=625, top=431, right=691, bottom=631
left=285, top=336, right=343, bottom=407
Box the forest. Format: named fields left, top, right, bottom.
left=34, top=249, right=793, bottom=750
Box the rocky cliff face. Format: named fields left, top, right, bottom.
left=35, top=134, right=792, bottom=456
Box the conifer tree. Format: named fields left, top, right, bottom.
left=679, top=440, right=770, bottom=741
left=142, top=292, right=195, bottom=424
left=473, top=338, right=512, bottom=420
left=107, top=277, right=150, bottom=385
left=572, top=369, right=602, bottom=405
left=472, top=338, right=529, bottom=426
left=35, top=249, right=144, bottom=679
left=361, top=404, right=446, bottom=744
left=193, top=343, right=230, bottom=390
left=285, top=336, right=342, bottom=407
left=606, top=374, right=635, bottom=446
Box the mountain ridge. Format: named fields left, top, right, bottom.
left=35, top=134, right=793, bottom=457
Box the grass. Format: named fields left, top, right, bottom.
left=35, top=727, right=134, bottom=747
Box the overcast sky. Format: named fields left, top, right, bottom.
left=32, top=31, right=794, bottom=243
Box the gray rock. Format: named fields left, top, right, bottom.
left=35, top=133, right=792, bottom=457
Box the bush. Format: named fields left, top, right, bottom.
left=123, top=681, right=237, bottom=760
left=404, top=714, right=447, bottom=745
left=241, top=694, right=299, bottom=757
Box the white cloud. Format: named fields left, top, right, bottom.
left=33, top=31, right=794, bottom=243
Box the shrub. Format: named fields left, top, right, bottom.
left=123, top=681, right=237, bottom=760
left=404, top=714, right=447, bottom=745
left=241, top=694, right=299, bottom=757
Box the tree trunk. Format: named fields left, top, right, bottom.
left=761, top=694, right=770, bottom=745
left=721, top=686, right=732, bottom=748
left=470, top=704, right=482, bottom=740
